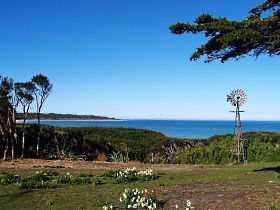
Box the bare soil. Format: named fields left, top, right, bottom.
left=0, top=158, right=223, bottom=170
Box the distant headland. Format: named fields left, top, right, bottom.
left=17, top=113, right=118, bottom=121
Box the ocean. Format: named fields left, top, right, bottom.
left=28, top=120, right=280, bottom=139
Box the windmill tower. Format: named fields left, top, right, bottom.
left=227, top=89, right=247, bottom=163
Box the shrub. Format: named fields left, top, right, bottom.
left=15, top=179, right=49, bottom=190
left=0, top=173, right=21, bottom=185
left=102, top=168, right=158, bottom=184
left=31, top=171, right=50, bottom=182
left=101, top=170, right=119, bottom=179
left=109, top=153, right=129, bottom=162
left=55, top=173, right=72, bottom=184
left=79, top=173, right=94, bottom=177
left=93, top=179, right=104, bottom=186
left=170, top=132, right=280, bottom=164
left=70, top=177, right=92, bottom=185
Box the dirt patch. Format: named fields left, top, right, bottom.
left=0, top=158, right=225, bottom=170
left=160, top=181, right=280, bottom=209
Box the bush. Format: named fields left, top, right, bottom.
left=15, top=179, right=49, bottom=190
left=102, top=168, right=158, bottom=184
left=109, top=153, right=129, bottom=162
left=70, top=177, right=92, bottom=185
left=79, top=173, right=94, bottom=178
left=170, top=132, right=280, bottom=164
left=55, top=173, right=72, bottom=184
left=101, top=170, right=119, bottom=179
left=0, top=173, right=21, bottom=185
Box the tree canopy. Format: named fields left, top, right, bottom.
left=0, top=74, right=52, bottom=160
left=169, top=0, right=280, bottom=62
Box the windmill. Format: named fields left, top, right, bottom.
left=227, top=89, right=247, bottom=163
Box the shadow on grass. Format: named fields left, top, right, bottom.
left=0, top=189, right=33, bottom=198
left=253, top=166, right=280, bottom=173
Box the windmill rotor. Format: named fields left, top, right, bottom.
left=227, top=89, right=247, bottom=106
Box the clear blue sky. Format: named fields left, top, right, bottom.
left=1, top=0, right=279, bottom=120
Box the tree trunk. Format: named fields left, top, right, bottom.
left=36, top=110, right=41, bottom=156
left=21, top=110, right=27, bottom=158
left=2, top=137, right=9, bottom=161
left=11, top=135, right=15, bottom=159
left=21, top=131, right=25, bottom=158
left=54, top=134, right=61, bottom=159
left=8, top=109, right=16, bottom=160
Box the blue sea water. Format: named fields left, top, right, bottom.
left=28, top=120, right=280, bottom=139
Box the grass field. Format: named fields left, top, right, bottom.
left=0, top=162, right=280, bottom=209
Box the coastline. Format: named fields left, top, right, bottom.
left=26, top=119, right=124, bottom=122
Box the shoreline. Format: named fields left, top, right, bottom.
left=26, top=119, right=124, bottom=122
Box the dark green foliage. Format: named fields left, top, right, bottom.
left=56, top=174, right=72, bottom=184
left=0, top=122, right=201, bottom=162
left=15, top=179, right=49, bottom=190
left=93, top=179, right=104, bottom=186
left=70, top=177, right=92, bottom=185
left=77, top=127, right=194, bottom=162
left=0, top=171, right=57, bottom=190
left=0, top=173, right=21, bottom=185
left=44, top=170, right=60, bottom=176
left=13, top=171, right=51, bottom=190
left=79, top=173, right=94, bottom=178
left=3, top=123, right=280, bottom=165
left=101, top=170, right=119, bottom=179
left=170, top=0, right=280, bottom=62
left=170, top=132, right=280, bottom=164
left=29, top=171, right=50, bottom=182
left=54, top=172, right=96, bottom=185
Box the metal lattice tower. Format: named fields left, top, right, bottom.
left=227, top=89, right=247, bottom=163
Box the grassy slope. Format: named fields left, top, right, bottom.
left=0, top=162, right=280, bottom=209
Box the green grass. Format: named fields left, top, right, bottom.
left=0, top=162, right=280, bottom=209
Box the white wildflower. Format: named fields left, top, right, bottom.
left=186, top=200, right=192, bottom=207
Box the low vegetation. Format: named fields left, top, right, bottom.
left=0, top=162, right=279, bottom=209
left=1, top=124, right=280, bottom=165
left=170, top=132, right=280, bottom=164
left=0, top=125, right=203, bottom=163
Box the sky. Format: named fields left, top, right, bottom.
left=1, top=0, right=279, bottom=120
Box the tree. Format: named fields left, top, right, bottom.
left=32, top=74, right=52, bottom=156
left=0, top=76, right=17, bottom=160
left=169, top=0, right=280, bottom=62
left=15, top=82, right=35, bottom=158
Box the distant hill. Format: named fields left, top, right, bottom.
left=17, top=113, right=118, bottom=121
